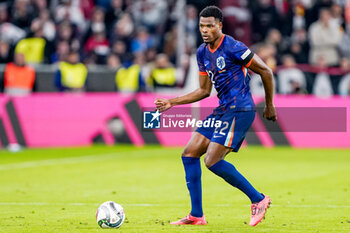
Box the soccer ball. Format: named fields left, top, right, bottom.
left=96, top=201, right=125, bottom=228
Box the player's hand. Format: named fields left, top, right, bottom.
left=154, top=98, right=172, bottom=112
left=263, top=105, right=277, bottom=121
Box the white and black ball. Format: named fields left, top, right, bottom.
left=96, top=201, right=125, bottom=228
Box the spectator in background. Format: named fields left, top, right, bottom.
left=0, top=2, right=26, bottom=45
left=252, top=0, right=280, bottom=43
left=185, top=5, right=199, bottom=51
left=330, top=2, right=345, bottom=28
left=176, top=53, right=191, bottom=88
left=254, top=43, right=277, bottom=71
left=0, top=2, right=8, bottom=24
left=55, top=20, right=80, bottom=53
left=148, top=53, right=176, bottom=89
left=95, top=0, right=110, bottom=9
left=309, top=8, right=342, bottom=66
left=339, top=24, right=350, bottom=61
left=340, top=57, right=350, bottom=72
left=312, top=55, right=334, bottom=97
left=346, top=0, right=350, bottom=23
left=107, top=53, right=121, bottom=71
left=84, top=7, right=106, bottom=45
left=11, top=0, right=35, bottom=34
left=249, top=73, right=266, bottom=97
left=265, top=29, right=288, bottom=64
left=130, top=27, right=153, bottom=54
left=110, top=40, right=131, bottom=64
left=32, top=0, right=47, bottom=18
left=50, top=40, right=69, bottom=63
left=249, top=43, right=278, bottom=96
left=15, top=24, right=52, bottom=64
left=55, top=0, right=86, bottom=33
left=163, top=25, right=178, bottom=64
left=106, top=53, right=122, bottom=91
left=145, top=48, right=157, bottom=64
left=123, top=0, right=134, bottom=12
left=142, top=47, right=157, bottom=81
left=282, top=0, right=307, bottom=36
left=307, top=0, right=333, bottom=28
left=115, top=53, right=146, bottom=92
left=338, top=75, right=350, bottom=96
left=220, top=0, right=251, bottom=45
left=278, top=55, right=307, bottom=94
left=131, top=0, right=168, bottom=35
left=0, top=23, right=26, bottom=47
left=31, top=9, right=56, bottom=41
left=109, top=13, right=134, bottom=43
left=84, top=23, right=109, bottom=64
left=105, top=0, right=124, bottom=32
left=338, top=58, right=350, bottom=95
left=80, top=0, right=95, bottom=20
left=54, top=50, right=88, bottom=92
left=289, top=28, right=309, bottom=64
left=0, top=39, right=12, bottom=63
left=3, top=53, right=35, bottom=96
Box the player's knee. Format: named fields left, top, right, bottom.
left=204, top=154, right=217, bottom=168
left=181, top=149, right=196, bottom=158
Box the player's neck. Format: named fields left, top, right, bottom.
left=209, top=33, right=224, bottom=51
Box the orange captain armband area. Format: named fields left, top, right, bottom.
left=244, top=57, right=253, bottom=68
left=199, top=71, right=207, bottom=76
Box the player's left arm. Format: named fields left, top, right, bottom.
left=247, top=54, right=277, bottom=121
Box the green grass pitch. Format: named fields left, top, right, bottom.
left=0, top=145, right=349, bottom=233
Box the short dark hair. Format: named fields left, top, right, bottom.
left=199, top=6, right=223, bottom=22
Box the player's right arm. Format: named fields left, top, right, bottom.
left=155, top=73, right=212, bottom=112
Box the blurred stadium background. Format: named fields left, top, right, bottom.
left=0, top=0, right=349, bottom=232
left=0, top=0, right=350, bottom=95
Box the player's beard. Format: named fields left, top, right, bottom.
left=203, top=37, right=211, bottom=44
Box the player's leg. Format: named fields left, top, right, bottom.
left=182, top=132, right=210, bottom=217
left=205, top=141, right=271, bottom=227
left=182, top=131, right=210, bottom=158
left=170, top=132, right=210, bottom=225
left=205, top=141, right=264, bottom=203
left=206, top=111, right=271, bottom=226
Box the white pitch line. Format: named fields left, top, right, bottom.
left=278, top=204, right=350, bottom=208
left=0, top=202, right=349, bottom=208
left=0, top=202, right=159, bottom=207
left=0, top=202, right=90, bottom=206
left=0, top=153, right=120, bottom=171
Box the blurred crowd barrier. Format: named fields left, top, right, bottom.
left=0, top=64, right=350, bottom=96
left=0, top=93, right=349, bottom=149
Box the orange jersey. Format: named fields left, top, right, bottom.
left=4, top=63, right=35, bottom=90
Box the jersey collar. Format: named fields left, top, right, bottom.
left=208, top=34, right=225, bottom=53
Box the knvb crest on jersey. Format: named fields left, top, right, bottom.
left=216, top=56, right=225, bottom=70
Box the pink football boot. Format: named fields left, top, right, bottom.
left=170, top=214, right=207, bottom=225
left=249, top=195, right=271, bottom=226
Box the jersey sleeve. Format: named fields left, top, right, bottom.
left=230, top=41, right=254, bottom=68
left=196, top=46, right=207, bottom=75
